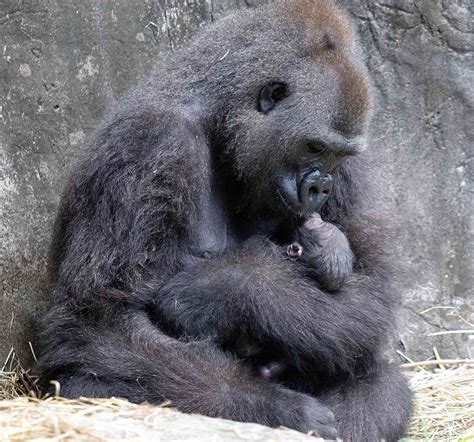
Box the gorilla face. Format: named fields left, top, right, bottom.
left=212, top=1, right=373, bottom=220
left=256, top=54, right=370, bottom=216
left=261, top=56, right=371, bottom=218
left=269, top=123, right=366, bottom=216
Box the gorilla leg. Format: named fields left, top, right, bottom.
left=39, top=307, right=337, bottom=438
left=318, top=362, right=413, bottom=442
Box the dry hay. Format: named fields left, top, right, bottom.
left=406, top=363, right=474, bottom=441
left=0, top=396, right=315, bottom=442
left=0, top=349, right=40, bottom=401
left=1, top=351, right=473, bottom=441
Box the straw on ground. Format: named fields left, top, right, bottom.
left=1, top=351, right=473, bottom=441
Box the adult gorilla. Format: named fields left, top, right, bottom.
left=39, top=0, right=413, bottom=439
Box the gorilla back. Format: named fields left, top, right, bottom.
left=39, top=0, right=413, bottom=440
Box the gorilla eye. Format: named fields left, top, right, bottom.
left=257, top=82, right=288, bottom=113
left=307, top=141, right=326, bottom=153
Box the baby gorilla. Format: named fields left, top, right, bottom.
left=236, top=213, right=353, bottom=380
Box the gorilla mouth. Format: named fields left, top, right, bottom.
left=276, top=187, right=304, bottom=218
left=276, top=169, right=333, bottom=217
left=276, top=174, right=305, bottom=217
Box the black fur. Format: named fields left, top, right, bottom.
left=39, top=0, right=413, bottom=440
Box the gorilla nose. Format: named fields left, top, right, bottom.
left=299, top=170, right=333, bottom=213
left=307, top=134, right=365, bottom=156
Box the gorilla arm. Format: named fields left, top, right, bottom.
left=151, top=227, right=396, bottom=376
left=150, top=221, right=412, bottom=440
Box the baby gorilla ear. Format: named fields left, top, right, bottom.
left=257, top=82, right=287, bottom=113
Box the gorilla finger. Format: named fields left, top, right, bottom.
left=287, top=242, right=303, bottom=259
left=303, top=214, right=324, bottom=231
left=310, top=424, right=338, bottom=440
left=315, top=408, right=335, bottom=425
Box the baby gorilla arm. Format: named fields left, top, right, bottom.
left=293, top=214, right=354, bottom=291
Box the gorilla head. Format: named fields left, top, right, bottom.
left=171, top=0, right=373, bottom=220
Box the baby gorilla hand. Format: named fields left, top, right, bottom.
left=293, top=214, right=353, bottom=291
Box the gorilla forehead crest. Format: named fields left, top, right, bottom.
left=285, top=0, right=373, bottom=121
left=282, top=0, right=353, bottom=54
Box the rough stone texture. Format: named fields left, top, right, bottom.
left=0, top=0, right=472, bottom=366
left=348, top=0, right=473, bottom=362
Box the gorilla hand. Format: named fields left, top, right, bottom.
left=275, top=389, right=338, bottom=439
left=294, top=214, right=353, bottom=291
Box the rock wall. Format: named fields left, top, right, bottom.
left=0, top=0, right=472, bottom=365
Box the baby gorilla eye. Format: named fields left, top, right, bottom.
left=257, top=81, right=288, bottom=113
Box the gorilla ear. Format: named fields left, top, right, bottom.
left=257, top=82, right=288, bottom=113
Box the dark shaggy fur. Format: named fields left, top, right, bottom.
left=39, top=0, right=413, bottom=440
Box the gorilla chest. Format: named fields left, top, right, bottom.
left=192, top=184, right=237, bottom=258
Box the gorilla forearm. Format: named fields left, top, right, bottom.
left=152, top=235, right=395, bottom=374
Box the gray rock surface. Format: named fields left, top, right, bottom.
left=0, top=0, right=472, bottom=366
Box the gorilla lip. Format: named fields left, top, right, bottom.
left=276, top=186, right=304, bottom=217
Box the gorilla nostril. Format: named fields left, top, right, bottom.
left=308, top=181, right=331, bottom=198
